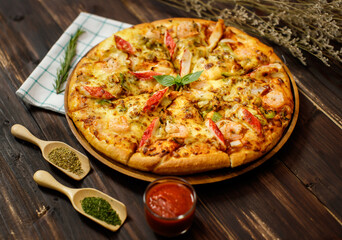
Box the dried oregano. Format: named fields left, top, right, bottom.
left=48, top=147, right=84, bottom=175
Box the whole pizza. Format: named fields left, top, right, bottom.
left=66, top=18, right=294, bottom=175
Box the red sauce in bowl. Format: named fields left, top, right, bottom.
left=143, top=177, right=196, bottom=237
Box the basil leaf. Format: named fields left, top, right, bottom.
left=153, top=70, right=203, bottom=91
left=175, top=74, right=182, bottom=84
left=181, top=70, right=203, bottom=85
left=211, top=112, right=222, bottom=122
left=153, top=75, right=176, bottom=87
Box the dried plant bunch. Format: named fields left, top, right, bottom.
left=159, top=0, right=342, bottom=66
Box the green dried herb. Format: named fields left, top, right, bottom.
left=255, top=115, right=268, bottom=126
left=260, top=107, right=276, bottom=119
left=218, top=42, right=236, bottom=58
left=120, top=73, right=131, bottom=91
left=81, top=197, right=121, bottom=226
left=54, top=28, right=85, bottom=94
left=254, top=97, right=262, bottom=107
left=200, top=108, right=212, bottom=119
left=48, top=147, right=83, bottom=175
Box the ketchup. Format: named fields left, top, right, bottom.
left=144, top=178, right=197, bottom=237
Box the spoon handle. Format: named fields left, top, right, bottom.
left=11, top=124, right=47, bottom=149
left=33, top=170, right=76, bottom=199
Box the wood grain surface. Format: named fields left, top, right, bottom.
left=0, top=0, right=341, bottom=239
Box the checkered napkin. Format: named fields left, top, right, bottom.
left=16, top=12, right=132, bottom=114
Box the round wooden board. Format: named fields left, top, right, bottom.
left=64, top=26, right=299, bottom=184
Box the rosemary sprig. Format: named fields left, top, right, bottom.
left=54, top=28, right=85, bottom=94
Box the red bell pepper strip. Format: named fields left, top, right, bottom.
left=83, top=86, right=114, bottom=99
left=143, top=87, right=168, bottom=112
left=130, top=71, right=162, bottom=80
left=114, top=35, right=135, bottom=55
left=164, top=30, right=176, bottom=58
left=139, top=117, right=160, bottom=148
left=205, top=118, right=226, bottom=149
left=242, top=108, right=262, bottom=135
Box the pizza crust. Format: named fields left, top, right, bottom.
left=128, top=151, right=230, bottom=175
left=72, top=120, right=133, bottom=164
left=128, top=153, right=163, bottom=172
left=154, top=152, right=230, bottom=175
left=230, top=149, right=263, bottom=168
left=230, top=125, right=284, bottom=167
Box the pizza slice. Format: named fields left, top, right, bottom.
left=128, top=94, right=230, bottom=174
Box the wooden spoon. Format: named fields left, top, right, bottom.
left=11, top=124, right=90, bottom=180
left=33, top=170, right=127, bottom=231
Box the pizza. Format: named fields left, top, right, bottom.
left=66, top=18, right=294, bottom=175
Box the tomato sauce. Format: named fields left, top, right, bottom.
left=144, top=179, right=196, bottom=237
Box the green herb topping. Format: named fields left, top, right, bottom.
left=119, top=73, right=131, bottom=91
left=48, top=147, right=84, bottom=175
left=211, top=112, right=222, bottom=122
left=153, top=71, right=203, bottom=91
left=81, top=197, right=121, bottom=226
left=218, top=42, right=236, bottom=58
left=54, top=28, right=85, bottom=94
left=97, top=99, right=112, bottom=105
left=260, top=107, right=276, bottom=119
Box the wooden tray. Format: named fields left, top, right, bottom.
left=64, top=62, right=299, bottom=185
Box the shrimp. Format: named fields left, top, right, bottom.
left=105, top=57, right=120, bottom=71
left=249, top=63, right=283, bottom=79
left=145, top=28, right=161, bottom=40
left=217, top=120, right=244, bottom=141
left=109, top=116, right=130, bottom=133
left=165, top=122, right=189, bottom=138
left=190, top=80, right=209, bottom=90
left=151, top=60, right=176, bottom=75
left=262, top=89, right=285, bottom=109
left=177, top=21, right=199, bottom=38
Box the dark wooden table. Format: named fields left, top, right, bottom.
left=1, top=0, right=341, bottom=239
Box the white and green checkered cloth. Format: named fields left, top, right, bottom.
left=16, top=12, right=132, bottom=114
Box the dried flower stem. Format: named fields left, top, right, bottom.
left=159, top=0, right=342, bottom=66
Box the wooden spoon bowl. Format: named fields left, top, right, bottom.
left=33, top=170, right=127, bottom=231
left=11, top=124, right=90, bottom=180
